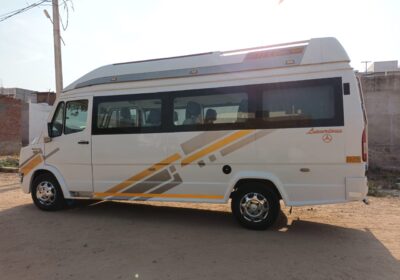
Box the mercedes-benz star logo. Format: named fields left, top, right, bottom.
left=322, top=134, right=333, bottom=143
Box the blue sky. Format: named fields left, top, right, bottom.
left=0, top=0, right=399, bottom=91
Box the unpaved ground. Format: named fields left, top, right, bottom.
left=0, top=173, right=399, bottom=280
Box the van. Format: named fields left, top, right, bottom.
left=19, top=37, right=368, bottom=229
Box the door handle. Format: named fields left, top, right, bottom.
left=78, top=140, right=89, bottom=144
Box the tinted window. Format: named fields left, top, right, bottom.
left=91, top=78, right=342, bottom=135
left=64, top=100, right=88, bottom=135
left=173, top=92, right=251, bottom=126
left=95, top=97, right=162, bottom=131
left=262, top=85, right=334, bottom=121
left=260, top=79, right=343, bottom=127
left=50, top=102, right=64, bottom=137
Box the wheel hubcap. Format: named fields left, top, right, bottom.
left=240, top=192, right=269, bottom=223
left=36, top=181, right=56, bottom=206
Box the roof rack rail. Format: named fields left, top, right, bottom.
left=113, top=51, right=217, bottom=66
left=222, top=40, right=309, bottom=56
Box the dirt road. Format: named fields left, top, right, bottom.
left=0, top=173, right=399, bottom=280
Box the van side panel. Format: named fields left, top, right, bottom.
left=85, top=69, right=367, bottom=205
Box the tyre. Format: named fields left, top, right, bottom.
left=231, top=182, right=280, bottom=230
left=31, top=173, right=66, bottom=211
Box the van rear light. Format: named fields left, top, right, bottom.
left=362, top=128, right=367, bottom=162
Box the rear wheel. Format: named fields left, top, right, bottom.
left=31, top=173, right=66, bottom=211
left=231, top=182, right=280, bottom=230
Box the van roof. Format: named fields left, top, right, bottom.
left=64, top=37, right=350, bottom=92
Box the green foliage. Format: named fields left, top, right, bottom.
left=0, top=157, right=19, bottom=168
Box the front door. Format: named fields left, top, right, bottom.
left=45, top=98, right=92, bottom=194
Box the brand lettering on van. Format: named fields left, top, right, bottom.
left=306, top=128, right=342, bottom=135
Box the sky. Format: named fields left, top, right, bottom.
left=0, top=0, right=399, bottom=92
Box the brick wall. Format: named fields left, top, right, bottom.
left=0, top=96, right=22, bottom=155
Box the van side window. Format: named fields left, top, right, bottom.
left=260, top=79, right=343, bottom=127
left=173, top=92, right=251, bottom=126
left=95, top=98, right=162, bottom=131
left=64, top=100, right=88, bottom=135
left=50, top=102, right=64, bottom=137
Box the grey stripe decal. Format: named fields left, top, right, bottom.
left=109, top=174, right=183, bottom=201
left=180, top=131, right=231, bottom=155
left=123, top=169, right=171, bottom=194
left=44, top=148, right=60, bottom=160
left=149, top=173, right=183, bottom=195
left=73, top=53, right=304, bottom=90
left=20, top=147, right=60, bottom=168
left=220, top=130, right=275, bottom=156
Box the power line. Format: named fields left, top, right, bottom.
left=0, top=0, right=52, bottom=23
left=59, top=0, right=74, bottom=31
left=1, top=0, right=74, bottom=33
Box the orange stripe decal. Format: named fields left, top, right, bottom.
left=181, top=130, right=254, bottom=166
left=105, top=153, right=182, bottom=193
left=94, top=192, right=224, bottom=200
left=20, top=154, right=43, bottom=175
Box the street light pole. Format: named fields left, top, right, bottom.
left=52, top=0, right=63, bottom=98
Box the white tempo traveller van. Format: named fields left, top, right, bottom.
left=19, top=37, right=368, bottom=229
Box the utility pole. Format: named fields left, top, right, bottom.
left=52, top=0, right=63, bottom=98
left=361, top=61, right=371, bottom=74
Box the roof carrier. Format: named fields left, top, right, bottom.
left=64, top=37, right=349, bottom=92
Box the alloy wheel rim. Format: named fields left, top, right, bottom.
left=36, top=181, right=56, bottom=206
left=240, top=192, right=269, bottom=223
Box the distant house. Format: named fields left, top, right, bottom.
left=35, top=91, right=56, bottom=105
left=367, top=60, right=399, bottom=73
left=0, top=87, right=56, bottom=105
left=0, top=87, right=55, bottom=155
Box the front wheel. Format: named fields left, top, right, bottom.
left=31, top=173, right=66, bottom=211
left=231, top=183, right=280, bottom=230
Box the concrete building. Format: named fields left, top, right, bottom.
left=0, top=87, right=36, bottom=103
left=359, top=69, right=400, bottom=171
left=367, top=60, right=399, bottom=73
left=0, top=87, right=56, bottom=105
